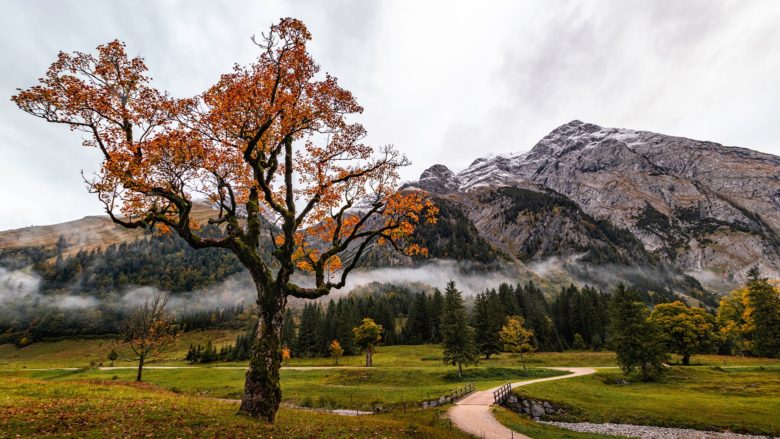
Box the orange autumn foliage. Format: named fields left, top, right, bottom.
left=12, top=18, right=437, bottom=300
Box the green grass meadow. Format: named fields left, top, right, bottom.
left=3, top=333, right=780, bottom=437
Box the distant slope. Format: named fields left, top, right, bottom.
left=0, top=203, right=220, bottom=258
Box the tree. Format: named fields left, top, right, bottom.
left=440, top=281, right=478, bottom=378
left=430, top=288, right=445, bottom=343
left=571, top=333, right=587, bottom=351
left=13, top=18, right=436, bottom=422
left=107, top=348, right=118, bottom=367
left=649, top=301, right=716, bottom=365
left=716, top=286, right=749, bottom=355
left=609, top=284, right=666, bottom=381
left=329, top=339, right=343, bottom=365
left=353, top=318, right=382, bottom=367
left=744, top=269, right=780, bottom=358
left=281, top=346, right=291, bottom=367
left=472, top=290, right=504, bottom=359
left=717, top=269, right=780, bottom=358
left=281, top=309, right=296, bottom=351
left=121, top=293, right=178, bottom=381
left=499, top=315, right=535, bottom=371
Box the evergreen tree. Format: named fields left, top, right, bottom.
left=440, top=281, right=478, bottom=378
left=430, top=288, right=445, bottom=343
left=472, top=290, right=504, bottom=359
left=404, top=292, right=432, bottom=343
left=295, top=304, right=323, bottom=357
left=609, top=284, right=666, bottom=381
left=281, top=309, right=296, bottom=352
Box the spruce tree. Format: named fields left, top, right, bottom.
left=440, top=281, right=478, bottom=378
left=430, top=288, right=445, bottom=343
left=609, top=284, right=666, bottom=381
left=281, top=309, right=296, bottom=352
left=472, top=290, right=504, bottom=359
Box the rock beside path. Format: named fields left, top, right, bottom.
left=541, top=421, right=778, bottom=439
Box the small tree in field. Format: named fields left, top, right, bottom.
left=12, top=17, right=436, bottom=422
left=107, top=348, right=118, bottom=367
left=499, top=315, right=535, bottom=371
left=649, top=301, right=715, bottom=365
left=329, top=339, right=344, bottom=365
left=353, top=318, right=382, bottom=367
left=122, top=294, right=179, bottom=382
left=281, top=346, right=291, bottom=367
left=441, top=281, right=478, bottom=378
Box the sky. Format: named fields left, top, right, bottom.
left=1, top=0, right=779, bottom=230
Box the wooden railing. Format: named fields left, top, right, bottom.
left=420, top=382, right=476, bottom=408
left=493, top=383, right=512, bottom=404
left=448, top=382, right=475, bottom=401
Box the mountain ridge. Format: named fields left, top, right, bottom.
left=406, top=120, right=780, bottom=287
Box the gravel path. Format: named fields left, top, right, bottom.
left=542, top=422, right=778, bottom=439
left=448, top=367, right=597, bottom=439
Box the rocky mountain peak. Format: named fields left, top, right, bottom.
left=406, top=164, right=460, bottom=193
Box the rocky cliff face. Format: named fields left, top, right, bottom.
left=407, top=121, right=780, bottom=288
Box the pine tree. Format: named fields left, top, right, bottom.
left=281, top=309, right=296, bottom=353
left=430, top=288, right=445, bottom=343
left=405, top=292, right=432, bottom=343
left=440, top=281, right=478, bottom=378
left=472, top=290, right=504, bottom=359
left=609, top=284, right=666, bottom=381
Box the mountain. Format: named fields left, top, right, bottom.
left=0, top=202, right=221, bottom=260
left=404, top=120, right=780, bottom=291
left=2, top=121, right=777, bottom=299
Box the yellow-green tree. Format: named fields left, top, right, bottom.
left=649, top=301, right=715, bottom=365
left=353, top=318, right=382, bottom=367
left=717, top=268, right=780, bottom=358
left=329, top=339, right=344, bottom=365
left=499, top=315, right=535, bottom=371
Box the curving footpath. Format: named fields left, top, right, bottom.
left=449, top=367, right=597, bottom=439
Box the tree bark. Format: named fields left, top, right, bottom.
left=682, top=354, right=691, bottom=366
left=136, top=354, right=144, bottom=382
left=239, top=281, right=286, bottom=422
left=366, top=346, right=373, bottom=367
left=458, top=361, right=463, bottom=378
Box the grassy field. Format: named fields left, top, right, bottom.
left=1, top=366, right=565, bottom=411
left=0, top=375, right=469, bottom=438
left=512, top=366, right=780, bottom=436
left=4, top=336, right=780, bottom=437
left=6, top=331, right=779, bottom=369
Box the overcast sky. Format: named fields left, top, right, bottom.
left=1, top=0, right=779, bottom=230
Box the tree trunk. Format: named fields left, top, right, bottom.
left=239, top=283, right=286, bottom=422
left=366, top=346, right=373, bottom=367
left=136, top=354, right=144, bottom=382
left=682, top=354, right=691, bottom=366
left=458, top=361, right=463, bottom=378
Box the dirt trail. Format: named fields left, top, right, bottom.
left=448, top=367, right=597, bottom=439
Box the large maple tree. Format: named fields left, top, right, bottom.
left=13, top=18, right=436, bottom=421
